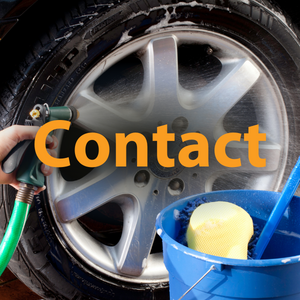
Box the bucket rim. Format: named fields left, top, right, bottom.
left=156, top=190, right=300, bottom=268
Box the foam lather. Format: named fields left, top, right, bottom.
left=186, top=201, right=254, bottom=259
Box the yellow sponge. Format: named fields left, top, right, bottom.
left=186, top=201, right=253, bottom=259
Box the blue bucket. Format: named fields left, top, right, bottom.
left=155, top=190, right=300, bottom=300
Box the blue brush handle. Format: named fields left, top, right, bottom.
left=253, top=156, right=300, bottom=259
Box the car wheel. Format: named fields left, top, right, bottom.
left=1, top=0, right=300, bottom=299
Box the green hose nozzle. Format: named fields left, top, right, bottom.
left=18, top=104, right=78, bottom=187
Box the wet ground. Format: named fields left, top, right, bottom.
left=0, top=268, right=40, bottom=299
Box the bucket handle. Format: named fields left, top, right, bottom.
left=178, top=264, right=216, bottom=300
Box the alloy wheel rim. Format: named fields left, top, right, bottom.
left=48, top=28, right=287, bottom=283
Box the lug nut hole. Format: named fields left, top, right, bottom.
left=172, top=116, right=189, bottom=134
left=168, top=178, right=184, bottom=196
left=134, top=170, right=150, bottom=187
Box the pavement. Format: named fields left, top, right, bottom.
left=0, top=268, right=41, bottom=300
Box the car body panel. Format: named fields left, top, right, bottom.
left=0, top=0, right=37, bottom=39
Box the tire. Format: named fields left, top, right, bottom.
left=1, top=0, right=300, bottom=299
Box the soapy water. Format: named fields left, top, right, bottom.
left=176, top=197, right=261, bottom=259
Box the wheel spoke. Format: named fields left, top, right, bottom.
left=112, top=198, right=156, bottom=277
left=110, top=177, right=175, bottom=276
left=178, top=138, right=281, bottom=192
left=207, top=142, right=280, bottom=191
left=224, top=140, right=281, bottom=171
left=54, top=166, right=127, bottom=222
left=73, top=88, right=143, bottom=137
left=186, top=59, right=260, bottom=140
left=140, top=36, right=184, bottom=128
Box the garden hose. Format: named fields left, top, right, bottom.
left=0, top=183, right=35, bottom=275
left=0, top=104, right=78, bottom=276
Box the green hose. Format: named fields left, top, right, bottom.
left=0, top=198, right=31, bottom=276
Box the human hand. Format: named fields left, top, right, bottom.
left=0, top=125, right=58, bottom=194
